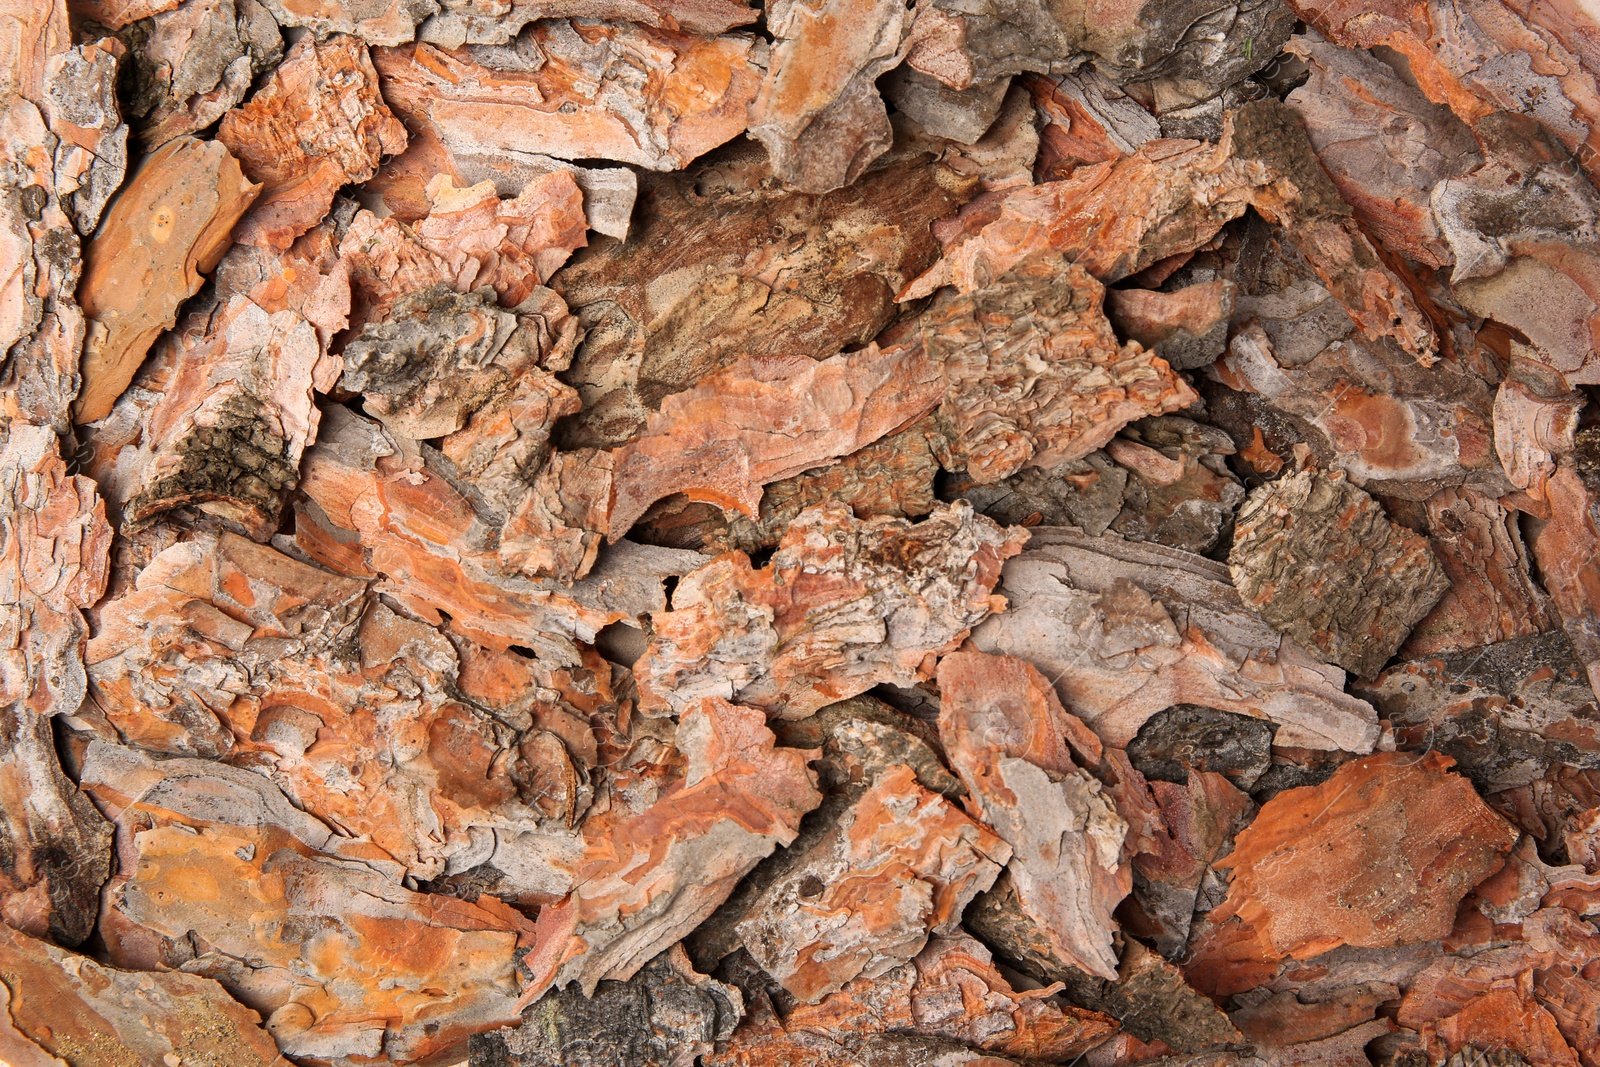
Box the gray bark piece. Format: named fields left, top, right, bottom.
left=1126, top=704, right=1275, bottom=790
left=1229, top=469, right=1451, bottom=679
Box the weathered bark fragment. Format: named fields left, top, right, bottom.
left=608, top=342, right=943, bottom=540
left=1106, top=417, right=1245, bottom=556
left=40, top=34, right=127, bottom=235
left=1104, top=280, right=1234, bottom=371
left=907, top=101, right=1436, bottom=363
left=117, top=0, right=284, bottom=148
left=1284, top=33, right=1482, bottom=268
left=937, top=650, right=1131, bottom=980
left=733, top=764, right=1008, bottom=1002
left=1494, top=369, right=1586, bottom=516
left=373, top=25, right=763, bottom=173
left=414, top=171, right=588, bottom=304
left=473, top=946, right=743, bottom=1067
left=1401, top=488, right=1563, bottom=657
left=636, top=417, right=944, bottom=555
left=0, top=923, right=284, bottom=1065
left=1126, top=705, right=1275, bottom=792
left=74, top=136, right=258, bottom=424
left=709, top=935, right=1118, bottom=1065
left=0, top=425, right=114, bottom=946
left=519, top=698, right=820, bottom=999
left=421, top=0, right=757, bottom=47
left=921, top=253, right=1198, bottom=485
left=1531, top=463, right=1600, bottom=700
left=971, top=526, right=1382, bottom=752
left=966, top=885, right=1243, bottom=1053
left=955, top=451, right=1129, bottom=535
left=748, top=0, right=909, bottom=193
left=553, top=155, right=972, bottom=450
left=634, top=501, right=1026, bottom=719
left=1185, top=752, right=1518, bottom=998
left=296, top=405, right=702, bottom=662
left=247, top=0, right=434, bottom=46
left=1356, top=632, right=1600, bottom=796
left=217, top=33, right=406, bottom=250
left=96, top=770, right=535, bottom=1063
left=1229, top=468, right=1452, bottom=680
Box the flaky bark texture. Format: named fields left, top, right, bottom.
left=373, top=24, right=763, bottom=173
left=1186, top=751, right=1518, bottom=998
left=0, top=923, right=284, bottom=1065
left=971, top=526, right=1382, bottom=753
left=1228, top=468, right=1451, bottom=680
left=635, top=501, right=1026, bottom=718
left=936, top=651, right=1131, bottom=980
left=217, top=34, right=406, bottom=250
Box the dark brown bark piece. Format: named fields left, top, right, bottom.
left=1107, top=417, right=1245, bottom=557
left=954, top=451, right=1129, bottom=535
left=471, top=946, right=743, bottom=1067
left=1126, top=705, right=1275, bottom=792
left=1228, top=468, right=1451, bottom=680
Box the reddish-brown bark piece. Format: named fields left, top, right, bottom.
left=1229, top=468, right=1452, bottom=680
left=1533, top=464, right=1600, bottom=700
left=1401, top=488, right=1564, bottom=657
left=421, top=0, right=757, bottom=46
left=0, top=425, right=114, bottom=947
left=749, top=0, right=909, bottom=193
left=83, top=531, right=617, bottom=885
left=94, top=754, right=535, bottom=1064
left=635, top=501, right=1026, bottom=719
left=414, top=172, right=588, bottom=305
left=1283, top=33, right=1482, bottom=269
left=608, top=341, right=943, bottom=540
left=373, top=24, right=762, bottom=173
left=936, top=650, right=1131, bottom=980
left=921, top=254, right=1198, bottom=485
left=519, top=698, right=820, bottom=999
left=2, top=0, right=107, bottom=430
left=734, top=763, right=1009, bottom=1003
left=637, top=417, right=945, bottom=555
left=734, top=934, right=1119, bottom=1063
left=74, top=137, right=259, bottom=424
left=108, top=292, right=324, bottom=539
left=1287, top=0, right=1600, bottom=183
left=218, top=34, right=406, bottom=251
left=1104, top=280, right=1233, bottom=371
left=553, top=153, right=972, bottom=450
left=907, top=101, right=1436, bottom=363
left=971, top=526, right=1382, bottom=753
left=1105, top=417, right=1246, bottom=557
left=296, top=405, right=702, bottom=663
left=1185, top=751, right=1518, bottom=998
left=0, top=923, right=284, bottom=1066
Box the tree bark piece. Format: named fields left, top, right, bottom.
left=1185, top=751, right=1518, bottom=998
left=0, top=425, right=114, bottom=947
left=372, top=24, right=763, bottom=173
left=1531, top=464, right=1600, bottom=699
left=518, top=698, right=821, bottom=999
left=0, top=923, right=284, bottom=1066
left=921, top=253, right=1198, bottom=485
left=421, top=0, right=758, bottom=47
left=970, top=526, right=1382, bottom=753
left=634, top=501, right=1027, bottom=719
left=708, top=934, right=1119, bottom=1065
left=218, top=33, right=406, bottom=251
left=552, top=154, right=971, bottom=450
left=1228, top=468, right=1452, bottom=680
left=1104, top=280, right=1234, bottom=371
left=748, top=0, right=909, bottom=193
left=936, top=650, right=1131, bottom=980
left=608, top=341, right=944, bottom=540
left=473, top=946, right=744, bottom=1067
left=734, top=763, right=1009, bottom=1003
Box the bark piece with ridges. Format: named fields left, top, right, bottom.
left=1228, top=467, right=1452, bottom=680
left=217, top=33, right=406, bottom=250
left=634, top=500, right=1027, bottom=719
